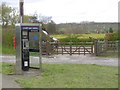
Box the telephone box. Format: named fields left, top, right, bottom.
left=16, top=23, right=42, bottom=74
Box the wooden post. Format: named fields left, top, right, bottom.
left=62, top=42, right=63, bottom=55
left=91, top=44, right=93, bottom=54
left=78, top=46, right=80, bottom=55
left=94, top=40, right=98, bottom=56
left=104, top=40, right=108, bottom=51
left=46, top=41, right=49, bottom=56
left=70, top=42, right=72, bottom=55
left=19, top=0, right=24, bottom=23
left=57, top=41, right=58, bottom=55
left=84, top=47, right=85, bottom=55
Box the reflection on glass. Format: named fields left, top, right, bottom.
left=29, top=31, right=39, bottom=49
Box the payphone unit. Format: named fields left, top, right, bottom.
left=16, top=23, right=42, bottom=74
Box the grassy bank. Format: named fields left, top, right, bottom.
left=17, top=64, right=118, bottom=88
left=1, top=63, right=118, bottom=88
left=16, top=64, right=118, bottom=88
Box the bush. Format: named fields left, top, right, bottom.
left=2, top=26, right=15, bottom=48
left=104, top=32, right=118, bottom=41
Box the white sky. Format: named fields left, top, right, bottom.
left=2, top=0, right=120, bottom=23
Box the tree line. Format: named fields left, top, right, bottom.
left=0, top=2, right=117, bottom=35
left=1, top=2, right=56, bottom=34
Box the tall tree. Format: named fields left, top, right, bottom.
left=1, top=2, right=12, bottom=26
left=10, top=8, right=19, bottom=25
left=109, top=27, right=113, bottom=33
left=1, top=2, right=19, bottom=26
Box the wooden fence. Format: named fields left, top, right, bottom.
left=41, top=40, right=118, bottom=56
left=94, top=40, right=118, bottom=56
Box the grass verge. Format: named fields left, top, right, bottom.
left=1, top=63, right=118, bottom=88
left=2, top=46, right=15, bottom=55
left=16, top=64, right=118, bottom=88
left=0, top=63, right=15, bottom=74
left=0, top=44, right=1, bottom=54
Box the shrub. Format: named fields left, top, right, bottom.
left=2, top=26, right=15, bottom=48
left=104, top=32, right=118, bottom=41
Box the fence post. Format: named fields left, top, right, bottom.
left=57, top=41, right=58, bottom=55
left=91, top=42, right=94, bottom=54
left=94, top=40, right=99, bottom=56
left=62, top=42, right=63, bottom=55
left=70, top=42, right=72, bottom=55
left=104, top=40, right=108, bottom=51
left=84, top=47, right=85, bottom=55
left=46, top=41, right=49, bottom=56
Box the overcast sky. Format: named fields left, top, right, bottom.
left=2, top=0, right=120, bottom=23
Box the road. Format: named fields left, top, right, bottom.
left=0, top=54, right=118, bottom=66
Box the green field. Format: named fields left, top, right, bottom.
left=52, top=34, right=105, bottom=42
left=1, top=63, right=118, bottom=88
left=52, top=34, right=105, bottom=40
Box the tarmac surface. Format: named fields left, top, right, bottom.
left=2, top=74, right=21, bottom=88
left=1, top=54, right=118, bottom=66
left=0, top=54, right=118, bottom=89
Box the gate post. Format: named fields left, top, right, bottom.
left=104, top=40, right=108, bottom=51
left=70, top=42, right=72, bottom=55
left=91, top=42, right=94, bottom=54
left=94, top=40, right=99, bottom=56
left=46, top=41, right=50, bottom=56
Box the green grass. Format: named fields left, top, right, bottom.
left=2, top=46, right=16, bottom=55
left=16, top=64, right=118, bottom=88
left=0, top=63, right=15, bottom=74
left=52, top=34, right=105, bottom=40
left=0, top=44, right=2, bottom=54
left=0, top=63, right=1, bottom=73
left=0, top=63, right=118, bottom=88
left=2, top=46, right=39, bottom=55
left=52, top=34, right=68, bottom=39
left=78, top=33, right=105, bottom=39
